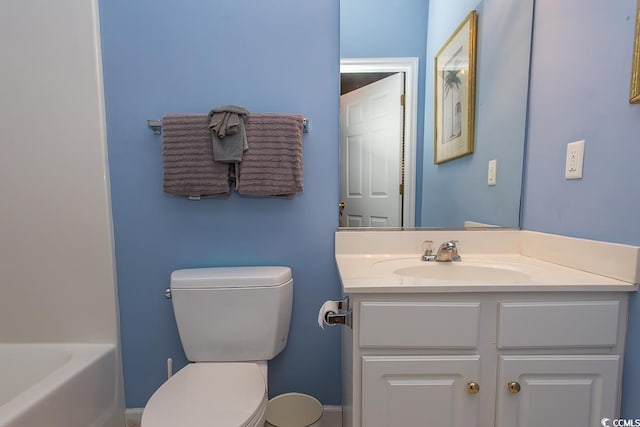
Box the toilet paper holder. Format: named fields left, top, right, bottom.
left=325, top=297, right=352, bottom=328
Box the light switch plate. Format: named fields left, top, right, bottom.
left=488, top=159, right=497, bottom=186
left=565, top=140, right=585, bottom=179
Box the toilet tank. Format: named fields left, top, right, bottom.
left=170, top=266, right=293, bottom=362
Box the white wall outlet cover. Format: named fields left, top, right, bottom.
left=565, top=140, right=585, bottom=179
left=488, top=159, right=497, bottom=186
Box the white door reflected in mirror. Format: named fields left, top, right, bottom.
left=339, top=73, right=404, bottom=227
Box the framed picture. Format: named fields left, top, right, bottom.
left=631, top=1, right=640, bottom=103
left=434, top=11, right=478, bottom=164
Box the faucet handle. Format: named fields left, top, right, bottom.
left=421, top=240, right=436, bottom=261
left=422, top=240, right=434, bottom=255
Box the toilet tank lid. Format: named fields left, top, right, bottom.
left=170, top=266, right=292, bottom=289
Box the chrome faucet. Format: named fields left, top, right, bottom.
left=422, top=240, right=461, bottom=262
left=436, top=240, right=461, bottom=261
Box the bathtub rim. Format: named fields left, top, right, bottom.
left=0, top=342, right=117, bottom=426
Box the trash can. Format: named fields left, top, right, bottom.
left=264, top=392, right=323, bottom=427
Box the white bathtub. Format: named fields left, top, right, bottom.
left=0, top=343, right=121, bottom=427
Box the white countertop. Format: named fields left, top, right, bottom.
left=336, top=253, right=637, bottom=293
left=335, top=230, right=640, bottom=294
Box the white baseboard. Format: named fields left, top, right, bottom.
left=127, top=405, right=342, bottom=427
left=322, top=405, right=343, bottom=427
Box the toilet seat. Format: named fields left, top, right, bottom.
left=141, top=362, right=267, bottom=427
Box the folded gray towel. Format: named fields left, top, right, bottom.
left=236, top=114, right=304, bottom=197
left=209, top=112, right=241, bottom=137
left=208, top=104, right=250, bottom=136
left=207, top=105, right=250, bottom=163
left=162, top=114, right=231, bottom=198
left=209, top=104, right=250, bottom=117
left=210, top=118, right=249, bottom=163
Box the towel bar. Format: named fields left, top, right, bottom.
left=147, top=117, right=309, bottom=135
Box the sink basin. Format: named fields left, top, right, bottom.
left=373, top=257, right=532, bottom=283
left=395, top=264, right=530, bottom=283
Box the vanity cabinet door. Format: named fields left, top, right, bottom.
left=362, top=355, right=481, bottom=427
left=495, top=355, right=620, bottom=427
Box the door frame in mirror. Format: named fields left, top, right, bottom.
left=340, top=57, right=418, bottom=228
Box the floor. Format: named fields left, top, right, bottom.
left=126, top=406, right=342, bottom=427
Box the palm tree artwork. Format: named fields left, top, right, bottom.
left=442, top=66, right=463, bottom=141
left=434, top=10, right=476, bottom=164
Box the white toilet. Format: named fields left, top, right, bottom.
left=141, top=266, right=293, bottom=427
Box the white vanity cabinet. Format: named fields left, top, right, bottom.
left=342, top=293, right=629, bottom=427
left=495, top=354, right=620, bottom=426
left=362, top=354, right=481, bottom=427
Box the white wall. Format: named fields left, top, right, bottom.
left=0, top=0, right=124, bottom=422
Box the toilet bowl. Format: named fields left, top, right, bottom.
left=140, top=266, right=293, bottom=427
left=142, top=363, right=267, bottom=427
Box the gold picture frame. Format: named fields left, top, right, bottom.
left=631, top=1, right=640, bottom=103
left=434, top=11, right=478, bottom=164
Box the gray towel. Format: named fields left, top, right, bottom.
left=209, top=112, right=240, bottom=137
left=208, top=105, right=249, bottom=163
left=236, top=114, right=304, bottom=197
left=208, top=105, right=250, bottom=136
left=162, top=114, right=231, bottom=198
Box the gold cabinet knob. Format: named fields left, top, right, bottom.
left=338, top=202, right=346, bottom=209
left=466, top=381, right=480, bottom=394
left=508, top=381, right=521, bottom=393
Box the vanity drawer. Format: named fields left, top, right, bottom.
left=497, top=301, right=620, bottom=348
left=359, top=302, right=480, bottom=348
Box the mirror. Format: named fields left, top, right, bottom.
left=339, top=0, right=534, bottom=228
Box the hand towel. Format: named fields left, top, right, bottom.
left=208, top=105, right=250, bottom=163
left=236, top=114, right=304, bottom=197
left=162, top=114, right=231, bottom=198
left=208, top=105, right=249, bottom=137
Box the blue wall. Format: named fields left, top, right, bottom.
left=421, top=0, right=533, bottom=227
left=98, top=0, right=342, bottom=408
left=100, top=0, right=640, bottom=415
left=340, top=0, right=428, bottom=220
left=522, top=0, right=640, bottom=417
